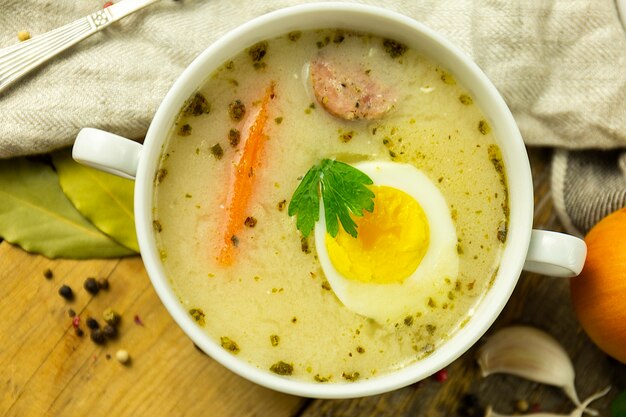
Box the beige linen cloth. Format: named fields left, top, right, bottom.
left=1, top=0, right=625, bottom=234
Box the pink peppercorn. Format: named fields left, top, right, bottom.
left=103, top=1, right=113, bottom=8
left=434, top=368, right=449, bottom=383
left=72, top=316, right=80, bottom=328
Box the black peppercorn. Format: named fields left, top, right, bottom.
left=58, top=285, right=74, bottom=300
left=90, top=329, right=106, bottom=345
left=86, top=317, right=100, bottom=330
left=103, top=324, right=117, bottom=339
left=457, top=394, right=484, bottom=417
left=75, top=328, right=84, bottom=337
left=97, top=278, right=109, bottom=290
left=84, top=277, right=100, bottom=295
left=68, top=309, right=76, bottom=317
left=43, top=268, right=54, bottom=280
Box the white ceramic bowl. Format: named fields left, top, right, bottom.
left=73, top=2, right=586, bottom=399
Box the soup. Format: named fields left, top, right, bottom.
left=153, top=29, right=508, bottom=382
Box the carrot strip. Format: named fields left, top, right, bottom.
left=217, top=82, right=275, bottom=265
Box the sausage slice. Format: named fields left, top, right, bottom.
left=310, top=56, right=395, bottom=121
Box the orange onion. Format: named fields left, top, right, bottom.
left=570, top=207, right=626, bottom=364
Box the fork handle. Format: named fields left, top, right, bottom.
left=0, top=0, right=159, bottom=94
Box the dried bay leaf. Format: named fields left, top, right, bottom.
left=0, top=158, right=134, bottom=258
left=52, top=149, right=139, bottom=252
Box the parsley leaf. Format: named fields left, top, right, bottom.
left=288, top=159, right=374, bottom=238
left=287, top=164, right=322, bottom=237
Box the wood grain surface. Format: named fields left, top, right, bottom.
left=1, top=148, right=624, bottom=417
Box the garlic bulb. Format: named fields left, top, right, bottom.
left=477, top=326, right=581, bottom=406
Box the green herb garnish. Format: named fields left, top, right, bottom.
left=288, top=159, right=375, bottom=238
left=270, top=361, right=293, bottom=375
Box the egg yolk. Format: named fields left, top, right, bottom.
left=325, top=185, right=429, bottom=284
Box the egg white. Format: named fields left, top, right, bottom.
left=314, top=161, right=459, bottom=323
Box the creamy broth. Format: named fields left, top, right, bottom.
left=153, top=29, right=508, bottom=382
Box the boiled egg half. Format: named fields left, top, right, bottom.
left=314, top=161, right=459, bottom=323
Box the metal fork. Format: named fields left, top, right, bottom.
left=0, top=0, right=161, bottom=95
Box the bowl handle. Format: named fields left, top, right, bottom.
left=523, top=230, right=587, bottom=277
left=72, top=127, right=143, bottom=180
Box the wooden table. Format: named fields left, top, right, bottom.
left=1, top=148, right=624, bottom=417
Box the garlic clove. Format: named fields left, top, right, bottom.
left=477, top=326, right=581, bottom=406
